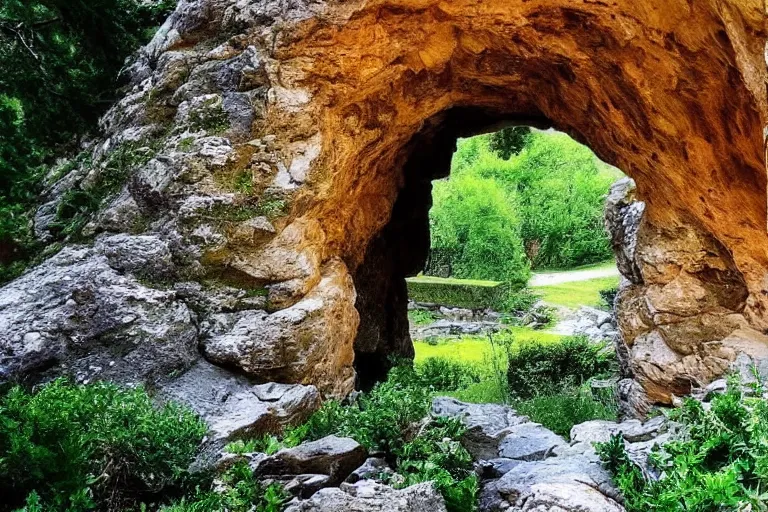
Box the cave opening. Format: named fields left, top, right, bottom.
left=351, top=107, right=624, bottom=390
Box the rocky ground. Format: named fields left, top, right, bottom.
left=212, top=396, right=673, bottom=512
left=409, top=300, right=619, bottom=345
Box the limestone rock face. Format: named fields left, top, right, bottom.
left=0, top=238, right=197, bottom=384
left=605, top=179, right=768, bottom=411
left=0, top=0, right=766, bottom=405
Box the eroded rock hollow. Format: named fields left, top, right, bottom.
left=0, top=0, right=766, bottom=412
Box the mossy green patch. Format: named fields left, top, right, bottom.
left=413, top=327, right=564, bottom=365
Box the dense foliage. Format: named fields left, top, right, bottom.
left=0, top=0, right=173, bottom=278
left=161, top=462, right=288, bottom=512
left=506, top=334, right=614, bottom=399
left=487, top=126, right=531, bottom=160
left=598, top=375, right=768, bottom=511
left=0, top=379, right=207, bottom=512
left=428, top=130, right=620, bottom=278
left=429, top=172, right=530, bottom=284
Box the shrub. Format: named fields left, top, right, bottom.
left=0, top=379, right=207, bottom=512
left=416, top=357, right=482, bottom=391
left=161, top=462, right=288, bottom=512
left=507, top=335, right=614, bottom=399
left=597, top=375, right=768, bottom=511
left=512, top=385, right=617, bottom=438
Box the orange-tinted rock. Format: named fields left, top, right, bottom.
left=3, top=0, right=766, bottom=401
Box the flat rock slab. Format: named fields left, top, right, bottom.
left=256, top=435, right=367, bottom=486
left=570, top=415, right=667, bottom=445
left=432, top=397, right=528, bottom=459
left=285, top=480, right=447, bottom=512
left=498, top=423, right=567, bottom=461
left=158, top=360, right=321, bottom=441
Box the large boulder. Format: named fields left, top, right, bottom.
left=256, top=435, right=368, bottom=487
left=431, top=397, right=529, bottom=459
left=158, top=361, right=321, bottom=442
left=605, top=178, right=767, bottom=413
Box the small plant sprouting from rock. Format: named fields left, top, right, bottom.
left=50, top=140, right=161, bottom=240
left=188, top=96, right=230, bottom=135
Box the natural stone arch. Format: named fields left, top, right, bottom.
left=257, top=0, right=768, bottom=401
left=2, top=0, right=766, bottom=413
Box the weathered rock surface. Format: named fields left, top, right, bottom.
left=605, top=178, right=768, bottom=413
left=431, top=397, right=529, bottom=460
left=158, top=361, right=321, bottom=441
left=284, top=480, right=447, bottom=512
left=433, top=398, right=628, bottom=511
left=256, top=435, right=368, bottom=487
left=0, top=239, right=197, bottom=384
left=0, top=0, right=766, bottom=409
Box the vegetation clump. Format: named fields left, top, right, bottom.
left=428, top=131, right=619, bottom=281
left=507, top=334, right=615, bottom=399
left=598, top=374, right=768, bottom=511
left=236, top=364, right=479, bottom=512
left=0, top=379, right=207, bottom=512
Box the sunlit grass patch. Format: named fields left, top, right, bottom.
left=413, top=327, right=565, bottom=366
left=532, top=276, right=619, bottom=308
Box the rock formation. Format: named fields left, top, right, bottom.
left=607, top=178, right=768, bottom=413
left=0, top=0, right=766, bottom=409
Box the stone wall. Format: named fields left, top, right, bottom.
left=0, top=0, right=766, bottom=406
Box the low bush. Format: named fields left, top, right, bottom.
left=512, top=385, right=617, bottom=438
left=0, top=379, right=207, bottom=512
left=161, top=462, right=288, bottom=512
left=598, top=374, right=768, bottom=511
left=406, top=275, right=517, bottom=311
left=507, top=335, right=614, bottom=398
left=416, top=357, right=482, bottom=392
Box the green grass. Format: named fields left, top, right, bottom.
left=534, top=259, right=617, bottom=273
left=413, top=327, right=564, bottom=365
left=531, top=276, right=619, bottom=308
left=407, top=275, right=502, bottom=287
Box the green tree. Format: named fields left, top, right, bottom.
left=0, top=0, right=174, bottom=280
left=450, top=131, right=618, bottom=269
left=429, top=173, right=531, bottom=285
left=488, top=126, right=531, bottom=159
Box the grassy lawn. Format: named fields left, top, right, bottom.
left=413, top=327, right=564, bottom=365
left=534, top=259, right=617, bottom=274
left=531, top=275, right=619, bottom=308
